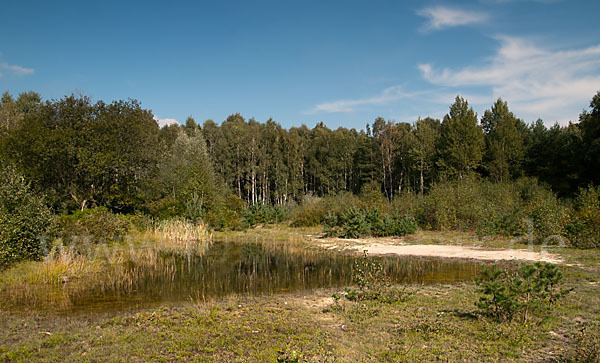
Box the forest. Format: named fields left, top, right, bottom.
left=1, top=90, right=599, bottom=267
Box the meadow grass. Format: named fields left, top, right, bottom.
left=0, top=226, right=598, bottom=361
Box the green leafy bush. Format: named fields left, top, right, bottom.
left=57, top=207, right=130, bottom=245
left=242, top=203, right=289, bottom=227
left=476, top=262, right=570, bottom=323
left=522, top=186, right=568, bottom=244
left=290, top=192, right=362, bottom=227
left=205, top=193, right=244, bottom=231
left=565, top=185, right=600, bottom=248
left=0, top=163, right=54, bottom=268
left=323, top=207, right=417, bottom=239
left=290, top=194, right=325, bottom=227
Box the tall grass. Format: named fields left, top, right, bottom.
left=0, top=217, right=212, bottom=310
left=148, top=217, right=212, bottom=249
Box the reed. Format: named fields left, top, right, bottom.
left=0, top=218, right=213, bottom=310
left=147, top=217, right=212, bottom=250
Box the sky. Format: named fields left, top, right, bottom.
left=1, top=0, right=599, bottom=130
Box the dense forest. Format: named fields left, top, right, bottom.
left=1, top=91, right=598, bottom=208
left=0, top=90, right=599, bottom=267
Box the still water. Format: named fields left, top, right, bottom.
left=2, top=239, right=489, bottom=313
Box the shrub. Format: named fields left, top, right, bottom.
left=57, top=207, right=130, bottom=245
left=476, top=262, right=571, bottom=324
left=323, top=206, right=417, bottom=239
left=0, top=163, right=54, bottom=268
left=337, top=251, right=411, bottom=304
left=203, top=193, right=244, bottom=231
left=242, top=203, right=289, bottom=227
left=418, top=181, right=459, bottom=230
left=392, top=215, right=418, bottom=236
left=523, top=187, right=568, bottom=244
left=340, top=207, right=371, bottom=238
left=290, top=192, right=362, bottom=227
left=290, top=194, right=325, bottom=227
left=565, top=185, right=600, bottom=248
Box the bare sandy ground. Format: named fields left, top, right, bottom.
left=317, top=237, right=563, bottom=264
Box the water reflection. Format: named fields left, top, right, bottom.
left=1, top=239, right=489, bottom=313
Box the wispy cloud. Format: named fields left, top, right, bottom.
left=417, top=6, right=488, bottom=31
left=309, top=86, right=419, bottom=114
left=418, top=36, right=600, bottom=123
left=481, top=0, right=560, bottom=4
left=153, top=116, right=179, bottom=127
left=0, top=62, right=34, bottom=76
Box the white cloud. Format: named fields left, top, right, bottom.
left=309, top=86, right=419, bottom=114
left=418, top=36, right=600, bottom=123
left=153, top=115, right=179, bottom=127
left=0, top=62, right=34, bottom=76
left=481, top=0, right=560, bottom=4
left=417, top=6, right=488, bottom=31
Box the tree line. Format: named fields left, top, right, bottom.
left=0, top=90, right=599, bottom=219
left=200, top=93, right=599, bottom=203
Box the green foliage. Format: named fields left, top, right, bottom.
left=205, top=194, right=244, bottom=231
left=481, top=98, right=525, bottom=182
left=323, top=207, right=417, bottom=239
left=521, top=183, right=568, bottom=243
left=5, top=95, right=160, bottom=211
left=290, top=195, right=326, bottom=227
left=339, top=207, right=371, bottom=238
left=565, top=185, right=600, bottom=248
left=476, top=262, right=570, bottom=323
left=291, top=192, right=361, bottom=228
left=0, top=162, right=54, bottom=268
left=438, top=96, right=485, bottom=179
left=151, top=128, right=221, bottom=220
left=337, top=251, right=411, bottom=304
left=57, top=207, right=130, bottom=245
left=242, top=203, right=289, bottom=227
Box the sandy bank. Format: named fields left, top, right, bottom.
left=317, top=238, right=563, bottom=263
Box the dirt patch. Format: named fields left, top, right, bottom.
left=317, top=237, right=563, bottom=263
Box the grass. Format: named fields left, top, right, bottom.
left=0, top=226, right=599, bottom=361
left=0, top=219, right=212, bottom=310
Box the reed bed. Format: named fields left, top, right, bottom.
left=0, top=218, right=213, bottom=310
left=147, top=218, right=212, bottom=250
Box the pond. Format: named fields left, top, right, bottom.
left=1, top=239, right=490, bottom=313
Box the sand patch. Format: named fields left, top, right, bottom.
left=318, top=238, right=562, bottom=263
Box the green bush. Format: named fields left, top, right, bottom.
left=290, top=192, right=362, bottom=227
left=57, top=207, right=130, bottom=245
left=242, top=203, right=290, bottom=227
left=394, top=177, right=570, bottom=242
left=340, top=207, right=371, bottom=238
left=323, top=207, right=417, bottom=239
left=523, top=186, right=568, bottom=244
left=290, top=194, right=325, bottom=227
left=205, top=193, right=244, bottom=231
left=565, top=185, right=600, bottom=248
left=476, top=262, right=571, bottom=323
left=336, top=251, right=411, bottom=304
left=0, top=163, right=54, bottom=268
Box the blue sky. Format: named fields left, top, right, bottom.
left=1, top=0, right=599, bottom=129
